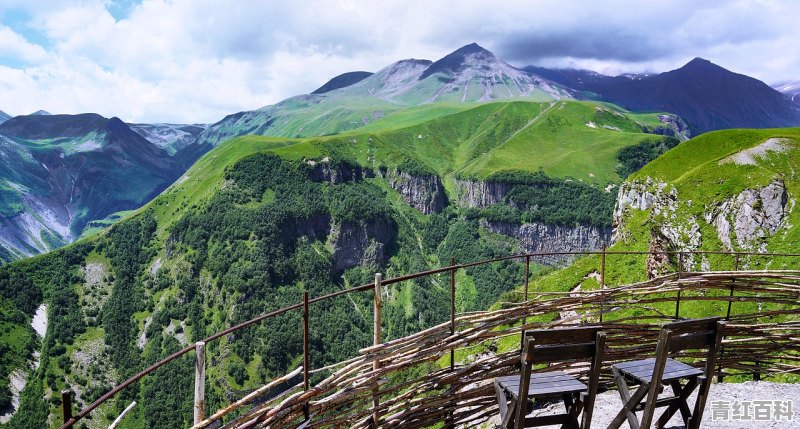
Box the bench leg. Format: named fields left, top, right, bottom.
left=611, top=367, right=641, bottom=429
left=655, top=378, right=697, bottom=428
left=559, top=394, right=581, bottom=429
left=608, top=383, right=647, bottom=429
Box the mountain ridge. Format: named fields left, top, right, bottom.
left=524, top=58, right=800, bottom=133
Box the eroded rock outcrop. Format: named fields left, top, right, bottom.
left=380, top=169, right=446, bottom=214
left=307, top=158, right=373, bottom=184
left=453, top=179, right=513, bottom=208
left=481, top=220, right=610, bottom=265
left=329, top=218, right=393, bottom=272
left=704, top=180, right=788, bottom=252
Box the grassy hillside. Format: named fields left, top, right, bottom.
left=0, top=100, right=680, bottom=428
left=514, top=128, right=800, bottom=346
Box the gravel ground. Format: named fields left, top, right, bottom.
left=521, top=381, right=799, bottom=428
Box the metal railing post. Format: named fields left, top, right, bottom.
left=373, top=273, right=382, bottom=428
left=600, top=245, right=606, bottom=323
left=194, top=341, right=206, bottom=425
left=61, top=389, right=73, bottom=425
left=727, top=253, right=740, bottom=320
left=450, top=257, right=456, bottom=371
left=520, top=255, right=530, bottom=350
left=303, top=291, right=310, bottom=392
left=675, top=252, right=683, bottom=320
left=449, top=258, right=457, bottom=429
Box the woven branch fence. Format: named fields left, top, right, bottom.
left=193, top=271, right=800, bottom=428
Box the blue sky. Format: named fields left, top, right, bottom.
left=0, top=0, right=798, bottom=123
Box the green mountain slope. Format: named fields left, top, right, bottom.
left=519, top=128, right=800, bottom=328
left=0, top=100, right=681, bottom=428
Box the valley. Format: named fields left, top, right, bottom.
left=0, top=41, right=799, bottom=429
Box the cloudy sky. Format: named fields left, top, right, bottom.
left=0, top=0, right=797, bottom=123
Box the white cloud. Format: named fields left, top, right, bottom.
left=0, top=0, right=798, bottom=123
left=0, top=25, right=48, bottom=64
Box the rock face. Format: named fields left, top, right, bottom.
left=615, top=176, right=789, bottom=274
left=613, top=178, right=678, bottom=233
left=650, top=114, right=692, bottom=140
left=481, top=220, right=610, bottom=265
left=329, top=219, right=392, bottom=272
left=453, top=179, right=513, bottom=208
left=704, top=180, right=788, bottom=252
left=307, top=159, right=373, bottom=184
left=380, top=169, right=446, bottom=214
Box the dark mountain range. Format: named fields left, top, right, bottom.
left=525, top=58, right=800, bottom=133
left=311, top=71, right=373, bottom=94
left=0, top=113, right=186, bottom=262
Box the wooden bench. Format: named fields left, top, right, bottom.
left=607, top=317, right=725, bottom=429
left=495, top=326, right=606, bottom=429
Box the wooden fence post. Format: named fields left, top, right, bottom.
left=194, top=341, right=206, bottom=425
left=61, top=389, right=73, bottom=424
left=373, top=273, right=382, bottom=428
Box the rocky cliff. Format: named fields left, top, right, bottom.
left=614, top=177, right=790, bottom=274
left=481, top=220, right=610, bottom=264
left=329, top=218, right=393, bottom=272
left=704, top=180, right=788, bottom=252
left=453, top=179, right=512, bottom=208
left=380, top=169, right=446, bottom=214
left=307, top=158, right=373, bottom=184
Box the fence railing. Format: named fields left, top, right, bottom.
left=56, top=249, right=800, bottom=428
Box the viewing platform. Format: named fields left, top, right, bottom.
left=57, top=251, right=800, bottom=429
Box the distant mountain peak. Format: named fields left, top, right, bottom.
left=677, top=57, right=726, bottom=74
left=312, top=71, right=373, bottom=94
left=30, top=110, right=52, bottom=116
left=453, top=42, right=491, bottom=55
left=419, top=43, right=498, bottom=80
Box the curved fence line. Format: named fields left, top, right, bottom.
left=57, top=249, right=800, bottom=428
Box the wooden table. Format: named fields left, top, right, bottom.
left=608, top=358, right=703, bottom=429
left=495, top=372, right=588, bottom=429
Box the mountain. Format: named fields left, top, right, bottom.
left=128, top=122, right=207, bottom=155
left=28, top=110, right=51, bottom=116
left=530, top=127, right=800, bottom=296
left=525, top=58, right=800, bottom=133
left=0, top=99, right=685, bottom=427
left=0, top=110, right=10, bottom=124
left=311, top=71, right=373, bottom=94
left=773, top=80, right=800, bottom=102
left=193, top=43, right=571, bottom=148
left=0, top=113, right=185, bottom=263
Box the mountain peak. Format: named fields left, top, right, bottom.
left=311, top=71, right=373, bottom=94
left=419, top=42, right=498, bottom=80
left=678, top=57, right=724, bottom=73
left=30, top=110, right=52, bottom=116
left=452, top=42, right=491, bottom=55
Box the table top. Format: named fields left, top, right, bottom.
left=497, top=371, right=588, bottom=398
left=613, top=358, right=703, bottom=383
